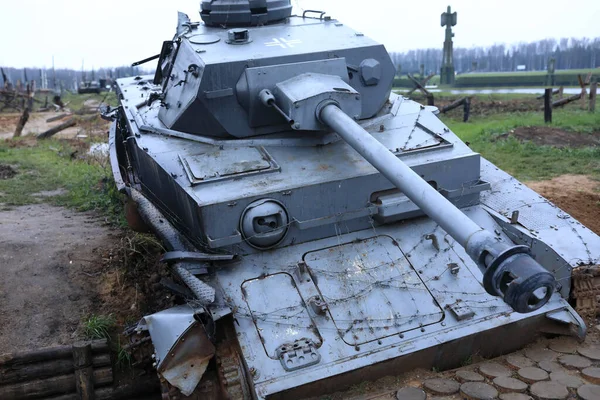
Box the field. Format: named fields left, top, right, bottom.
left=443, top=101, right=600, bottom=181
left=394, top=68, right=600, bottom=88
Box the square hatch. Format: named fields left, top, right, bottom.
left=304, top=235, right=444, bottom=346
left=179, top=146, right=279, bottom=185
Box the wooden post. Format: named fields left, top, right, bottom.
left=37, top=118, right=76, bottom=139
left=426, top=94, right=435, bottom=106
left=72, top=343, right=95, bottom=400
left=14, top=108, right=30, bottom=137
left=558, top=86, right=564, bottom=99
left=463, top=97, right=471, bottom=122
left=590, top=82, right=597, bottom=113
left=544, top=88, right=552, bottom=123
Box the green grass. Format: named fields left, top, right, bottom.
left=443, top=109, right=600, bottom=181
left=397, top=90, right=538, bottom=102
left=462, top=68, right=598, bottom=78
left=82, top=314, right=116, bottom=341
left=0, top=139, right=125, bottom=224
left=393, top=69, right=599, bottom=88
left=116, top=337, right=133, bottom=369
left=61, top=91, right=118, bottom=110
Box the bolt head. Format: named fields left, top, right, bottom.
left=359, top=58, right=382, bottom=86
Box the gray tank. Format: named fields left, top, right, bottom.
left=106, top=2, right=598, bottom=398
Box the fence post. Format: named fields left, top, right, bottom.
left=590, top=81, right=597, bottom=113
left=72, top=342, right=95, bottom=400
left=427, top=93, right=435, bottom=106
left=544, top=88, right=552, bottom=123
left=462, top=97, right=471, bottom=122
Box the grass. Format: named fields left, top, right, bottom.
left=398, top=90, right=539, bottom=101
left=116, top=337, right=133, bottom=369
left=82, top=314, right=116, bottom=341
left=461, top=68, right=598, bottom=78
left=60, top=91, right=117, bottom=110
left=0, top=139, right=125, bottom=225
left=442, top=108, right=600, bottom=181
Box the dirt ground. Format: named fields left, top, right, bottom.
left=497, top=126, right=600, bottom=148
left=0, top=100, right=106, bottom=140
left=0, top=204, right=116, bottom=353
left=420, top=94, right=543, bottom=117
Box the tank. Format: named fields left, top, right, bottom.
left=106, top=2, right=599, bottom=398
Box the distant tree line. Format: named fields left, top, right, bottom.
left=0, top=66, right=151, bottom=92
left=390, top=37, right=600, bottom=75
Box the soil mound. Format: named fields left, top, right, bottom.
left=500, top=126, right=600, bottom=148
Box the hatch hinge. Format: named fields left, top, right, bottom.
left=276, top=339, right=321, bottom=371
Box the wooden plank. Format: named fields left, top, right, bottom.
left=39, top=375, right=161, bottom=400
left=552, top=93, right=581, bottom=108
left=407, top=73, right=435, bottom=95
left=46, top=113, right=70, bottom=123
left=0, top=368, right=112, bottom=399
left=37, top=118, right=76, bottom=139
left=73, top=343, right=95, bottom=400
left=407, top=73, right=431, bottom=96
left=0, top=354, right=110, bottom=385
left=0, top=340, right=108, bottom=367
left=440, top=97, right=468, bottom=114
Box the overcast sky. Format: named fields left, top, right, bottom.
left=1, top=0, right=598, bottom=69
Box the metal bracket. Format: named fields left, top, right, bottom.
left=425, top=233, right=440, bottom=251
left=276, top=339, right=321, bottom=371
left=161, top=250, right=234, bottom=263
left=308, top=296, right=328, bottom=315
left=447, top=300, right=475, bottom=321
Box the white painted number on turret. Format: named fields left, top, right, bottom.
left=265, top=38, right=302, bottom=48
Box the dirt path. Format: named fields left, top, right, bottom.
left=0, top=110, right=108, bottom=140
left=0, top=204, right=117, bottom=353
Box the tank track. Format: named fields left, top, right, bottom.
left=216, top=341, right=252, bottom=400
left=572, top=265, right=600, bottom=317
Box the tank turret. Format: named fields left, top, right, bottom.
left=107, top=1, right=596, bottom=398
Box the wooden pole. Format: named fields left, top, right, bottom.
left=33, top=375, right=161, bottom=400
left=463, top=97, right=471, bottom=122
left=13, top=108, right=30, bottom=137
left=37, top=118, right=76, bottom=139
left=46, top=113, right=70, bottom=123
left=0, top=354, right=110, bottom=385
left=13, top=81, right=33, bottom=137
left=407, top=73, right=435, bottom=95
left=558, top=86, right=564, bottom=99
left=0, top=340, right=108, bottom=367
left=552, top=93, right=582, bottom=108
left=590, top=82, right=597, bottom=113
left=544, top=88, right=552, bottom=123
left=440, top=97, right=469, bottom=114
left=73, top=343, right=95, bottom=400
left=0, top=368, right=111, bottom=399
left=426, top=94, right=435, bottom=106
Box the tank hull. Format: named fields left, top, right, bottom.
left=109, top=75, right=598, bottom=399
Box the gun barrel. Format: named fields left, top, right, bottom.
left=319, top=103, right=556, bottom=313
